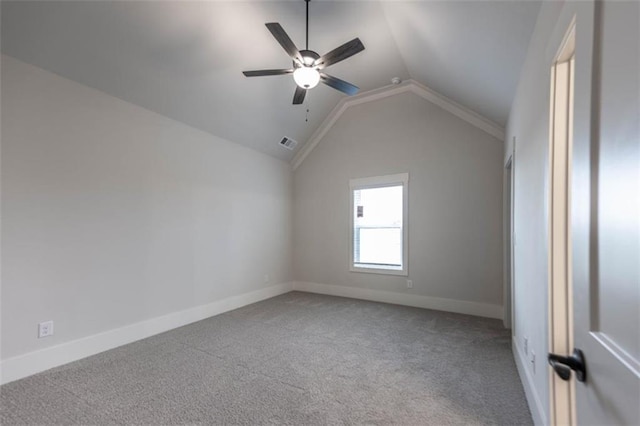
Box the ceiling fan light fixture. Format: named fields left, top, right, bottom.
left=293, top=66, right=320, bottom=89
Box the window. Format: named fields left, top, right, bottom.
left=349, top=173, right=408, bottom=275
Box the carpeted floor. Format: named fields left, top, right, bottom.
left=1, top=292, right=532, bottom=425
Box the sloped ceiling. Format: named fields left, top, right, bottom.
left=1, top=1, right=541, bottom=162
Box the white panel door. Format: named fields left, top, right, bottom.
left=568, top=1, right=640, bottom=424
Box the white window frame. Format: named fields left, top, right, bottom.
left=349, top=172, right=409, bottom=276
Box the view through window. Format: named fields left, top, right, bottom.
left=353, top=186, right=403, bottom=267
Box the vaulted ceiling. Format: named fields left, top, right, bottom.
left=1, top=1, right=541, bottom=161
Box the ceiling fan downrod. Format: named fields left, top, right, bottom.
left=305, top=0, right=309, bottom=51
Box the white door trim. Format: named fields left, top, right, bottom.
left=548, top=18, right=577, bottom=426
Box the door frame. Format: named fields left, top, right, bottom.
left=548, top=18, right=577, bottom=426
left=504, top=151, right=515, bottom=331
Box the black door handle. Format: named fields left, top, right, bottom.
left=548, top=349, right=587, bottom=382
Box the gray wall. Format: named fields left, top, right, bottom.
left=504, top=2, right=564, bottom=421
left=293, top=92, right=504, bottom=307
left=1, top=55, right=293, bottom=360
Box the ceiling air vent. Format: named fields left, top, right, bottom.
left=279, top=137, right=298, bottom=151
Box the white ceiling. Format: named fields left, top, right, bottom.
left=1, top=1, right=541, bottom=161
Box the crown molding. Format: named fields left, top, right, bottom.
left=291, top=79, right=505, bottom=171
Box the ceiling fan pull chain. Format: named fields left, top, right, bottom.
left=306, top=108, right=310, bottom=123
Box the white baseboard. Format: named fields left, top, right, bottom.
left=0, top=282, right=293, bottom=385
left=513, top=339, right=547, bottom=425
left=1, top=281, right=504, bottom=385
left=292, top=281, right=503, bottom=319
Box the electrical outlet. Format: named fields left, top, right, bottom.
left=38, top=321, right=54, bottom=338
left=406, top=280, right=413, bottom=289
left=263, top=274, right=270, bottom=284
left=524, top=337, right=528, bottom=354
left=531, top=351, right=536, bottom=373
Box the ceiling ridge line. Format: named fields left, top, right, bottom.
left=377, top=1, right=412, bottom=81
left=290, top=79, right=505, bottom=171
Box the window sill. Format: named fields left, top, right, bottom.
left=350, top=265, right=408, bottom=276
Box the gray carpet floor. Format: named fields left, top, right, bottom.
left=1, top=292, right=532, bottom=425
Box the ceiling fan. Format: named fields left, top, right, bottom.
left=242, top=0, right=365, bottom=105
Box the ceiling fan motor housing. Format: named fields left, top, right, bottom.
left=296, top=50, right=320, bottom=68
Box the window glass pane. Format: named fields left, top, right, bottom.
left=353, top=185, right=403, bottom=268
left=356, top=228, right=402, bottom=266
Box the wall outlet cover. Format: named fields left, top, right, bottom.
left=38, top=320, right=54, bottom=338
